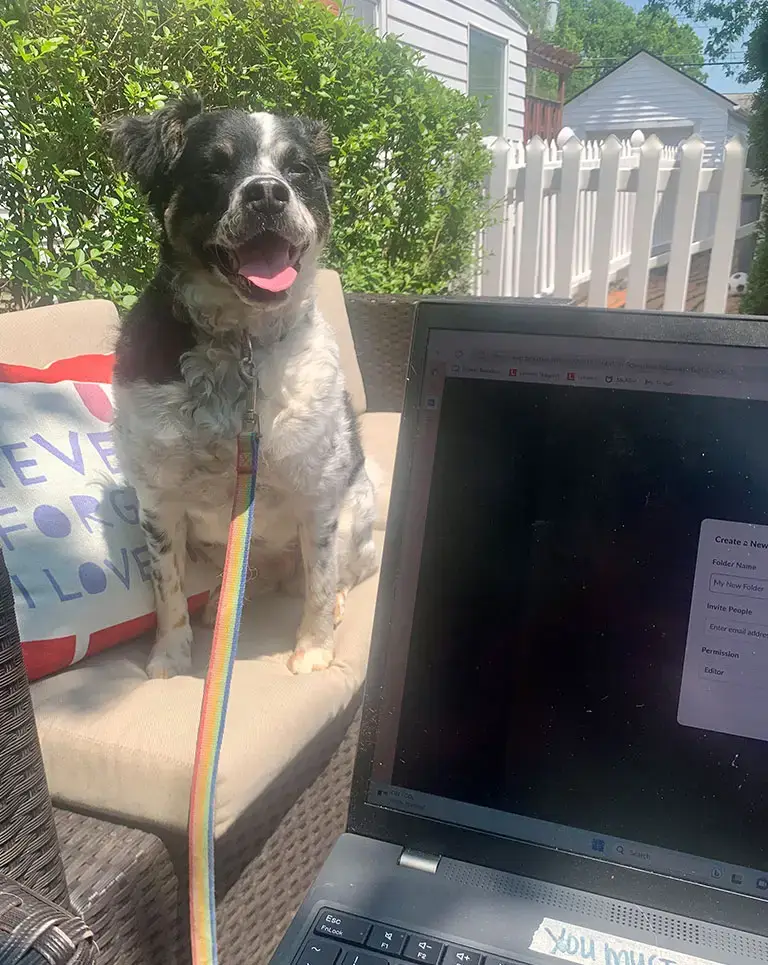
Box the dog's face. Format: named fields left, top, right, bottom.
left=108, top=94, right=333, bottom=308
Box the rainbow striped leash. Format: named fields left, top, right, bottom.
left=189, top=350, right=260, bottom=965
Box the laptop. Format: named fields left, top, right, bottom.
left=270, top=299, right=768, bottom=965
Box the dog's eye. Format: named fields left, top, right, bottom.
left=207, top=148, right=232, bottom=173
left=286, top=161, right=313, bottom=177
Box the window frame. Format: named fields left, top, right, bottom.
left=344, top=0, right=381, bottom=30
left=468, top=24, right=509, bottom=139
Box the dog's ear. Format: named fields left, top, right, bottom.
left=301, top=119, right=333, bottom=167
left=106, top=92, right=204, bottom=194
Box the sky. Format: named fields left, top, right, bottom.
left=625, top=0, right=758, bottom=94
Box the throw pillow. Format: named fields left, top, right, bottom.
left=0, top=354, right=214, bottom=680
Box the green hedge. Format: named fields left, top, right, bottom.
left=741, top=13, right=767, bottom=317
left=742, top=209, right=768, bottom=317
left=0, top=0, right=491, bottom=311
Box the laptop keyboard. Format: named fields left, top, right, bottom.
left=295, top=909, right=518, bottom=965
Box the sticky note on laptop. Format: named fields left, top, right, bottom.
left=530, top=919, right=724, bottom=965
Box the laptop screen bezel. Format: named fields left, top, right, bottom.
left=347, top=298, right=768, bottom=937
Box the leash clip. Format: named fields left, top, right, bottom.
left=240, top=334, right=260, bottom=437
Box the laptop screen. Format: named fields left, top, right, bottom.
left=370, top=326, right=768, bottom=901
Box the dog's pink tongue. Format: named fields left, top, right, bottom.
left=238, top=245, right=297, bottom=292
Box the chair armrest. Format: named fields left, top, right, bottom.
left=55, top=809, right=181, bottom=965
left=345, top=293, right=415, bottom=413
left=0, top=872, right=95, bottom=964
left=0, top=548, right=69, bottom=906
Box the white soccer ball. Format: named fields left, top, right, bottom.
left=728, top=272, right=749, bottom=295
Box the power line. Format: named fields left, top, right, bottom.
left=572, top=59, right=745, bottom=69
left=571, top=53, right=744, bottom=63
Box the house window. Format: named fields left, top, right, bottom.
left=345, top=0, right=379, bottom=29
left=469, top=27, right=506, bottom=137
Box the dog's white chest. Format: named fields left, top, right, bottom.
left=113, top=327, right=336, bottom=551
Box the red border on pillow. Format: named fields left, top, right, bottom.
left=22, top=635, right=78, bottom=682
left=21, top=592, right=210, bottom=681
left=0, top=354, right=114, bottom=385
left=86, top=591, right=210, bottom=659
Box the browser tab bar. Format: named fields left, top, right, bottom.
left=430, top=332, right=768, bottom=402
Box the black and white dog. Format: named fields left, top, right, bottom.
left=108, top=94, right=377, bottom=677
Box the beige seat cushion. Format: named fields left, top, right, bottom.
left=360, top=412, right=401, bottom=529
left=31, top=534, right=383, bottom=837
left=0, top=299, right=118, bottom=365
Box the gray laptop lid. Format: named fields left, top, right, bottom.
left=348, top=300, right=768, bottom=939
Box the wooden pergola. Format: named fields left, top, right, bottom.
left=526, top=35, right=581, bottom=141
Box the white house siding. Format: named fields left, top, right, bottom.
left=381, top=0, right=527, bottom=141
left=725, top=111, right=750, bottom=142
left=563, top=53, right=737, bottom=164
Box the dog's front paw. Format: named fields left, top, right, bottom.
left=288, top=645, right=334, bottom=674
left=147, top=627, right=194, bottom=679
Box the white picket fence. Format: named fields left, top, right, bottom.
left=478, top=129, right=761, bottom=312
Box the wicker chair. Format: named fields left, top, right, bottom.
left=1, top=551, right=97, bottom=964
left=0, top=292, right=415, bottom=965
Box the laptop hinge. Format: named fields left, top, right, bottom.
left=398, top=848, right=441, bottom=874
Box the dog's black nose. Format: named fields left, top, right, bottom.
left=242, top=176, right=290, bottom=213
